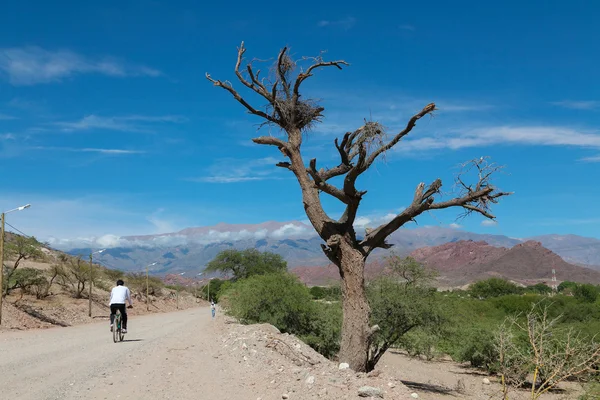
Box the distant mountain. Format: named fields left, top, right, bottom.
left=410, top=240, right=600, bottom=286
left=528, top=234, right=600, bottom=270
left=64, top=221, right=600, bottom=276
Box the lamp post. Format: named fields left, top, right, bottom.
left=89, top=249, right=105, bottom=317
left=207, top=277, right=215, bottom=303
left=146, top=262, right=157, bottom=311
left=0, top=204, right=31, bottom=325
left=177, top=272, right=185, bottom=309
left=197, top=272, right=203, bottom=299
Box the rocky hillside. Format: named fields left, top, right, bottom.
left=410, top=240, right=600, bottom=286
left=292, top=240, right=600, bottom=287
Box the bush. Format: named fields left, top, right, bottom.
left=398, top=329, right=441, bottom=360
left=456, top=327, right=499, bottom=371
left=574, top=284, right=600, bottom=303
left=366, top=256, right=445, bottom=370
left=103, top=268, right=125, bottom=282
left=309, top=285, right=341, bottom=301
left=199, top=278, right=228, bottom=302
left=222, top=272, right=314, bottom=332
left=125, top=273, right=164, bottom=297
left=222, top=272, right=341, bottom=359
left=301, top=302, right=342, bottom=359
left=470, top=278, right=523, bottom=299
left=8, top=268, right=50, bottom=299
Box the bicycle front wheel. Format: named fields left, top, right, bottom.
left=113, top=314, right=120, bottom=343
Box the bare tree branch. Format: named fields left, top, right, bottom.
left=361, top=160, right=513, bottom=253
left=206, top=73, right=279, bottom=124
left=308, top=159, right=351, bottom=204
left=364, top=103, right=436, bottom=168
left=233, top=42, right=273, bottom=102
left=293, top=58, right=349, bottom=103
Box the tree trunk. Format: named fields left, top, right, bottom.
left=337, top=239, right=371, bottom=372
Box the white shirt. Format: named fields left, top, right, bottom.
left=109, top=285, right=132, bottom=305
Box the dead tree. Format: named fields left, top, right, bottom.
left=207, top=42, right=512, bottom=372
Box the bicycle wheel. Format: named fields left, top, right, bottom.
left=113, top=313, right=120, bottom=343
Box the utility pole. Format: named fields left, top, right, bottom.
left=88, top=253, right=93, bottom=317
left=0, top=204, right=31, bottom=325
left=0, top=212, right=5, bottom=325
left=146, top=262, right=157, bottom=311
left=88, top=249, right=105, bottom=318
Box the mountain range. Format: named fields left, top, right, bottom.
left=65, top=221, right=600, bottom=281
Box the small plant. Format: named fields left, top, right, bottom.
left=496, top=301, right=600, bottom=399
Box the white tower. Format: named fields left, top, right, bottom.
left=551, top=268, right=558, bottom=292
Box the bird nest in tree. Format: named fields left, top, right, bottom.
left=353, top=121, right=388, bottom=156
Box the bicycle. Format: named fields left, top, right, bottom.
left=112, top=309, right=125, bottom=343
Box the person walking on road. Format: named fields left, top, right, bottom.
left=210, top=300, right=216, bottom=319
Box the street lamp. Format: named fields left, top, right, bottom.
left=89, top=249, right=105, bottom=317
left=0, top=204, right=31, bottom=325
left=207, top=277, right=215, bottom=303
left=176, top=272, right=185, bottom=309
left=146, top=262, right=157, bottom=311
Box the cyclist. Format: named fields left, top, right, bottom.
left=109, top=279, right=133, bottom=333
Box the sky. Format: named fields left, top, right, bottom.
left=1, top=0, right=600, bottom=248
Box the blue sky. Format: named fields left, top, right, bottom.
left=1, top=0, right=599, bottom=246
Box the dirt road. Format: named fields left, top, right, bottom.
left=0, top=306, right=273, bottom=400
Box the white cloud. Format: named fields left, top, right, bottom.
left=399, top=24, right=416, bottom=31
left=317, top=17, right=356, bottom=29
left=551, top=101, right=600, bottom=110
left=449, top=223, right=463, bottom=229
left=580, top=155, right=600, bottom=163
left=271, top=223, right=311, bottom=239
left=0, top=46, right=162, bottom=85
left=481, top=220, right=498, bottom=227
left=353, top=212, right=397, bottom=230
left=398, top=126, right=600, bottom=154
left=0, top=113, right=17, bottom=120
left=54, top=114, right=186, bottom=133
left=32, top=146, right=145, bottom=155
left=187, top=157, right=285, bottom=184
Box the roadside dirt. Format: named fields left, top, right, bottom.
left=0, top=306, right=585, bottom=399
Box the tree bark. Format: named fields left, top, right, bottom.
left=336, top=238, right=371, bottom=372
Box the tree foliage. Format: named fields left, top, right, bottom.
left=205, top=249, right=287, bottom=281
left=470, top=277, right=523, bottom=299
left=221, top=272, right=341, bottom=358
left=2, top=236, right=44, bottom=295
left=366, top=256, right=444, bottom=370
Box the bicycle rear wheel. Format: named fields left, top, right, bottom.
left=113, top=313, right=120, bottom=343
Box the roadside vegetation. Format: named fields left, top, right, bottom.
left=209, top=248, right=600, bottom=399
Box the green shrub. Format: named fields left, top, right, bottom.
left=470, top=277, right=523, bottom=299
left=222, top=272, right=314, bottom=332
left=398, top=329, right=441, bottom=360
left=309, top=285, right=341, bottom=301
left=574, top=284, right=600, bottom=303
left=222, top=272, right=342, bottom=359
left=301, top=302, right=342, bottom=359
left=579, top=380, right=600, bottom=400
left=200, top=278, right=228, bottom=302
left=456, top=327, right=499, bottom=371
left=103, top=268, right=125, bottom=282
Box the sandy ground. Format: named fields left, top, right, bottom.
left=0, top=306, right=585, bottom=400
left=378, top=350, right=585, bottom=400
left=0, top=307, right=410, bottom=400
